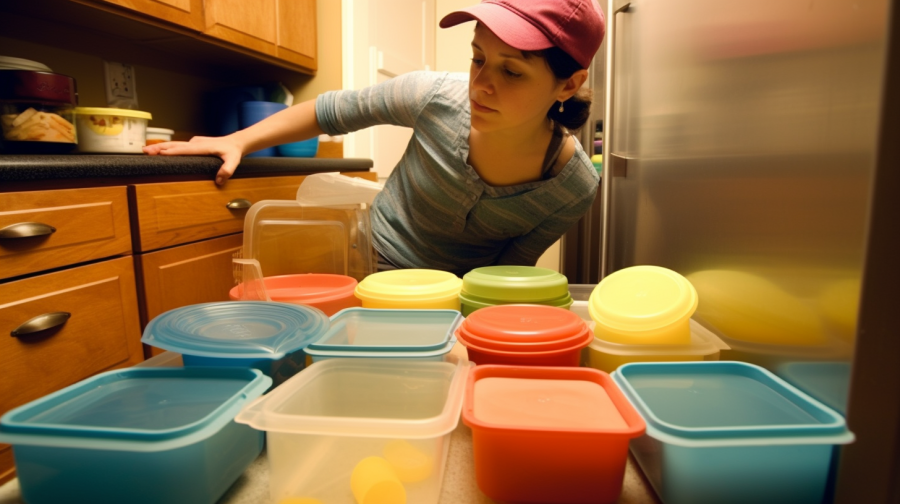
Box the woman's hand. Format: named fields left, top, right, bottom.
left=143, top=135, right=244, bottom=185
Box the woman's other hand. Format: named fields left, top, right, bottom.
left=143, top=135, right=244, bottom=185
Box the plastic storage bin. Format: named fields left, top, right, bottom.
left=589, top=265, right=698, bottom=345
left=235, top=357, right=472, bottom=504
left=355, top=269, right=463, bottom=310
left=142, top=301, right=329, bottom=385
left=0, top=367, right=270, bottom=504
left=612, top=361, right=854, bottom=504
left=459, top=265, right=572, bottom=316
left=463, top=365, right=646, bottom=504
left=74, top=107, right=152, bottom=153
left=229, top=270, right=361, bottom=316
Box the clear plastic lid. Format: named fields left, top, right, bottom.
left=589, top=266, right=698, bottom=332
left=461, top=266, right=569, bottom=302
left=142, top=301, right=330, bottom=360
left=307, top=308, right=462, bottom=352
left=355, top=269, right=462, bottom=302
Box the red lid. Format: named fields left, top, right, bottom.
left=458, top=324, right=590, bottom=352
left=462, top=304, right=588, bottom=343
left=0, top=70, right=77, bottom=105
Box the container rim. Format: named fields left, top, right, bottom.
left=74, top=107, right=152, bottom=120
left=306, top=308, right=462, bottom=352
left=587, top=319, right=730, bottom=356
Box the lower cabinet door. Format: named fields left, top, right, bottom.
left=0, top=256, right=144, bottom=483
left=137, top=233, right=244, bottom=356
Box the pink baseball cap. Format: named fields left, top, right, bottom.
left=439, top=0, right=605, bottom=69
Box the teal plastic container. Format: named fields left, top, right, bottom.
left=612, top=361, right=853, bottom=504
left=0, top=367, right=271, bottom=504
left=460, top=266, right=572, bottom=316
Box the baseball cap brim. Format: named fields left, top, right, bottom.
left=439, top=3, right=555, bottom=52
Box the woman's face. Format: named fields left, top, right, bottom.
left=469, top=23, right=566, bottom=134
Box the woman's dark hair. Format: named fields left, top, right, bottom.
left=524, top=46, right=593, bottom=131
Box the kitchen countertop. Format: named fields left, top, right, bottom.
left=0, top=155, right=374, bottom=182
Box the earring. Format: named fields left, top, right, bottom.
left=558, top=100, right=565, bottom=113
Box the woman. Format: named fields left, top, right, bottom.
left=144, top=0, right=606, bottom=276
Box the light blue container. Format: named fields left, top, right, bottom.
left=278, top=136, right=319, bottom=157
left=612, top=361, right=854, bottom=504
left=305, top=308, right=463, bottom=363
left=142, top=301, right=330, bottom=385
left=0, top=367, right=271, bottom=504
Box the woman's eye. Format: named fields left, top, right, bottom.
left=470, top=58, right=484, bottom=66
left=504, top=68, right=522, bottom=78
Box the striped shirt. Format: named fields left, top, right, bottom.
left=315, top=71, right=599, bottom=277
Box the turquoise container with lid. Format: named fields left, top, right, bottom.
left=612, top=361, right=854, bottom=504
left=460, top=266, right=572, bottom=316
left=0, top=367, right=271, bottom=504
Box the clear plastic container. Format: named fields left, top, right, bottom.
left=355, top=269, right=463, bottom=310
left=589, top=265, right=698, bottom=345
left=612, top=361, right=854, bottom=504
left=463, top=365, right=646, bottom=504
left=0, top=69, right=77, bottom=153
left=74, top=106, right=152, bottom=153
left=459, top=265, right=572, bottom=316
left=0, top=367, right=270, bottom=504
left=235, top=357, right=472, bottom=504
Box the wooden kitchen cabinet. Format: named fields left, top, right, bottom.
left=203, top=0, right=277, bottom=56
left=90, top=0, right=206, bottom=31
left=277, top=0, right=317, bottom=70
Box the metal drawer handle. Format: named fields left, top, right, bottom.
left=226, top=198, right=252, bottom=210
left=11, top=312, right=71, bottom=337
left=0, top=222, right=57, bottom=239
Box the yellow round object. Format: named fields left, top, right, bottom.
left=355, top=269, right=461, bottom=310
left=383, top=440, right=433, bottom=483
left=278, top=499, right=324, bottom=504
left=589, top=265, right=697, bottom=345
left=85, top=114, right=124, bottom=135
left=350, top=456, right=406, bottom=504
left=686, top=270, right=825, bottom=346
left=817, top=278, right=861, bottom=343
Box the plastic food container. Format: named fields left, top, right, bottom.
left=241, top=101, right=285, bottom=157
left=355, top=269, right=463, bottom=310
left=455, top=304, right=592, bottom=367
left=0, top=69, right=77, bottom=153
left=278, top=135, right=319, bottom=157
left=145, top=126, right=174, bottom=145
left=459, top=265, right=572, bottom=316
left=463, top=365, right=645, bottom=504
left=589, top=265, right=698, bottom=345
left=229, top=272, right=362, bottom=316
left=141, top=301, right=330, bottom=385
left=235, top=357, right=472, bottom=504
left=612, top=361, right=854, bottom=504
left=304, top=308, right=463, bottom=363
left=0, top=366, right=270, bottom=504
left=74, top=106, right=152, bottom=153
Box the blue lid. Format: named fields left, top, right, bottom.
left=0, top=367, right=271, bottom=452
left=775, top=361, right=850, bottom=416
left=307, top=308, right=462, bottom=352
left=142, top=301, right=329, bottom=360
left=612, top=361, right=853, bottom=447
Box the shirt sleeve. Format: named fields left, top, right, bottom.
left=315, top=71, right=446, bottom=136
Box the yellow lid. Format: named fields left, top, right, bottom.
left=589, top=266, right=698, bottom=332
left=355, top=269, right=462, bottom=302
left=74, top=107, right=152, bottom=120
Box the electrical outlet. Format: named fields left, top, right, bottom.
left=103, top=61, right=138, bottom=108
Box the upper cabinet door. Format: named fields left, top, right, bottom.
left=204, top=0, right=278, bottom=56
left=277, top=0, right=317, bottom=70
left=98, top=0, right=205, bottom=31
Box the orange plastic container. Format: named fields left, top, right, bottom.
left=463, top=365, right=646, bottom=504
left=229, top=273, right=361, bottom=316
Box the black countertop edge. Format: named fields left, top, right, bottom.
left=0, top=155, right=374, bottom=182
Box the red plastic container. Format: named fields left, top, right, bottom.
left=229, top=273, right=361, bottom=316
left=463, top=365, right=646, bottom=504
left=455, top=304, right=592, bottom=366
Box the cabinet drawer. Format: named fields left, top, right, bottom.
left=0, top=187, right=132, bottom=280
left=0, top=256, right=144, bottom=479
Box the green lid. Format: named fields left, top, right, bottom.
left=461, top=266, right=569, bottom=303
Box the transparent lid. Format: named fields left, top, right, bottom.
left=589, top=266, right=698, bottom=331
left=461, top=304, right=587, bottom=344
left=355, top=269, right=462, bottom=302
left=461, top=266, right=569, bottom=302
left=142, top=301, right=330, bottom=359
left=588, top=319, right=729, bottom=357
left=307, top=308, right=462, bottom=352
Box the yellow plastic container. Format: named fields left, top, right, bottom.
left=355, top=269, right=462, bottom=310
left=589, top=266, right=698, bottom=345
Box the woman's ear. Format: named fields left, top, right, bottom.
left=558, top=69, right=589, bottom=102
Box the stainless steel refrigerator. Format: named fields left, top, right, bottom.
left=565, top=0, right=898, bottom=501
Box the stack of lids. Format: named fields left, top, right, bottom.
left=455, top=304, right=592, bottom=366
left=304, top=308, right=463, bottom=362
left=354, top=269, right=463, bottom=310
left=459, top=266, right=573, bottom=316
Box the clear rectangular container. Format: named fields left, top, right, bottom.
left=612, top=361, right=854, bottom=504
left=236, top=357, right=471, bottom=504
left=0, top=367, right=271, bottom=504
left=309, top=308, right=463, bottom=352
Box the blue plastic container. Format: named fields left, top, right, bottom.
left=210, top=86, right=266, bottom=137
left=0, top=367, right=271, bottom=504
left=278, top=136, right=319, bottom=157
left=240, top=101, right=287, bottom=157
left=612, top=361, right=854, bottom=504
left=142, top=301, right=330, bottom=385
